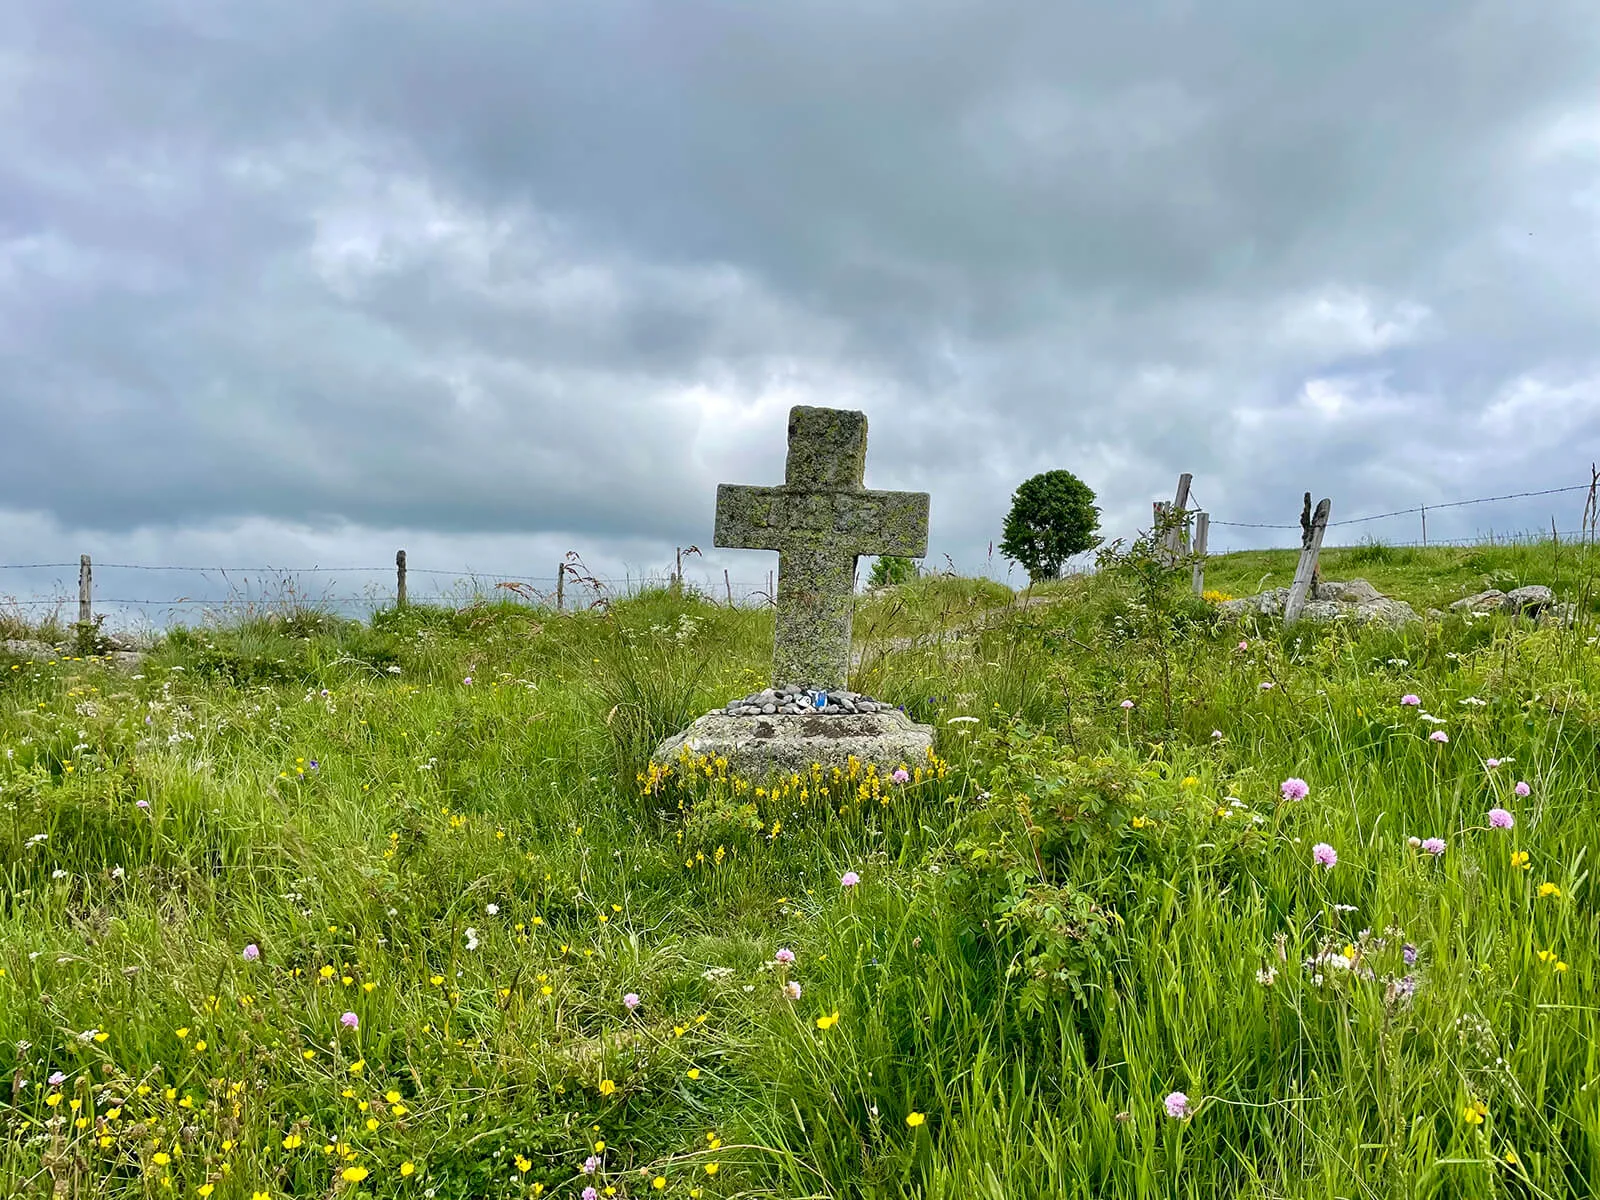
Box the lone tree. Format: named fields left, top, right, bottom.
left=999, top=469, right=1102, bottom=582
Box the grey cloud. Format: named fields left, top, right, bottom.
left=2, top=0, right=1600, bottom=589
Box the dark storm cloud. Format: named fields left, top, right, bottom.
left=2, top=0, right=1599, bottom=591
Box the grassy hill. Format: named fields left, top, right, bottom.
left=2, top=544, right=1599, bottom=1197
left=1201, top=537, right=1599, bottom=612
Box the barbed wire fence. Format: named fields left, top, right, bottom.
left=0, top=551, right=786, bottom=632
left=2, top=470, right=1597, bottom=632
left=1167, top=468, right=1599, bottom=600
left=1204, top=482, right=1597, bottom=545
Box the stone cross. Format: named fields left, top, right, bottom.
left=715, top=406, right=929, bottom=690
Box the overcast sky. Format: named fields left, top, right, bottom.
left=3, top=1, right=1599, bottom=619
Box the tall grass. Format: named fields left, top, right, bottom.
left=0, top=549, right=1597, bottom=1197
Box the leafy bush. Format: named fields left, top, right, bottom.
left=868, top=555, right=919, bottom=587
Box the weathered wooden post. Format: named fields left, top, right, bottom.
left=1166, top=473, right=1193, bottom=560
left=1152, top=501, right=1171, bottom=565
left=724, top=568, right=733, bottom=606
left=395, top=549, right=407, bottom=607
left=1283, top=493, right=1331, bottom=626
left=555, top=564, right=565, bottom=612
left=1191, top=512, right=1209, bottom=596
left=78, top=555, right=92, bottom=626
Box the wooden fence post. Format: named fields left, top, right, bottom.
left=1164, top=473, right=1193, bottom=560
left=78, top=555, right=92, bottom=626
left=555, top=564, right=565, bottom=612
left=1284, top=493, right=1331, bottom=625
left=1191, top=512, right=1209, bottom=596
left=395, top=549, right=407, bottom=607
left=724, top=568, right=732, bottom=606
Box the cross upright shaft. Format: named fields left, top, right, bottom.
left=715, top=406, right=929, bottom=690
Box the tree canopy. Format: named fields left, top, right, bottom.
left=998, top=470, right=1102, bottom=583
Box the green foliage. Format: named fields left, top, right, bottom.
left=1092, top=508, right=1214, bottom=728
left=999, top=468, right=1103, bottom=583
left=3, top=558, right=1600, bottom=1197
left=867, top=554, right=919, bottom=588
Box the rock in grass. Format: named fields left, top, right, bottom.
left=1312, top=579, right=1382, bottom=604
left=2, top=639, right=60, bottom=659
left=1503, top=585, right=1555, bottom=614
left=1450, top=589, right=1508, bottom=613
left=1217, top=579, right=1420, bottom=627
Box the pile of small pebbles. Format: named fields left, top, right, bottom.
left=722, top=685, right=895, bottom=717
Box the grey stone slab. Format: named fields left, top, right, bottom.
left=652, top=709, right=935, bottom=779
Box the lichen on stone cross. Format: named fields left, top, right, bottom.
left=714, top=406, right=929, bottom=690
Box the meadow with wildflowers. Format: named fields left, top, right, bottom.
left=3, top=540, right=1600, bottom=1198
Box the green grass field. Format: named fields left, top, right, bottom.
left=3, top=541, right=1600, bottom=1198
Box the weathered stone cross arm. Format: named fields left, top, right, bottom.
left=713, top=485, right=929, bottom=558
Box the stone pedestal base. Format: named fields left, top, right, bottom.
left=652, top=709, right=935, bottom=779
